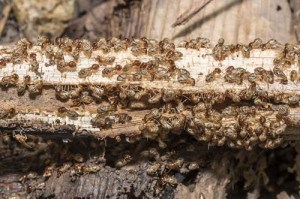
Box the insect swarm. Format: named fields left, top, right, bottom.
left=0, top=39, right=299, bottom=199
left=0, top=37, right=298, bottom=152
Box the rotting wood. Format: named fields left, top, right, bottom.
left=0, top=37, right=300, bottom=150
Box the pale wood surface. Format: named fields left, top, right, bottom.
left=112, top=0, right=296, bottom=44
left=0, top=44, right=299, bottom=141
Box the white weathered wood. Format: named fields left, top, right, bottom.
left=130, top=0, right=296, bottom=44
left=0, top=39, right=299, bottom=149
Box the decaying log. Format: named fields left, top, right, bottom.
left=0, top=37, right=299, bottom=150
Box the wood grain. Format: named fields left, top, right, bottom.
left=112, top=0, right=296, bottom=44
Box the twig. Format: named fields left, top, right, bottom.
left=172, top=0, right=214, bottom=27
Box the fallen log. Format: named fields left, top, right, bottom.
left=0, top=37, right=299, bottom=150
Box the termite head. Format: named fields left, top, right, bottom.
left=58, top=107, right=68, bottom=114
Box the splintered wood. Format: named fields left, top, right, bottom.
left=0, top=37, right=300, bottom=150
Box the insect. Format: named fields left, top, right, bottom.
left=159, top=116, right=173, bottom=131
left=2, top=132, right=11, bottom=144
left=113, top=39, right=130, bottom=52
left=28, top=79, right=43, bottom=95
left=72, top=91, right=94, bottom=106
left=55, top=85, right=71, bottom=100
left=146, top=163, right=161, bottom=175
left=102, top=65, right=122, bottom=78
left=17, top=75, right=31, bottom=95
left=57, top=107, right=79, bottom=120
left=43, top=165, right=55, bottom=178
left=0, top=108, right=16, bottom=119
left=259, top=115, right=267, bottom=125
left=166, top=158, right=184, bottom=170
left=133, top=88, right=147, bottom=100
left=140, top=121, right=160, bottom=136
left=276, top=105, right=290, bottom=118
left=89, top=85, right=105, bottom=99
left=118, top=73, right=131, bottom=81
left=38, top=36, right=51, bottom=48
left=147, top=148, right=160, bottom=160
left=159, top=38, right=175, bottom=52
left=97, top=56, right=115, bottom=66
left=0, top=58, right=7, bottom=67
left=162, top=89, right=181, bottom=102
left=26, top=48, right=36, bottom=58
left=222, top=106, right=238, bottom=117
left=78, top=64, right=100, bottom=78
left=273, top=66, right=286, bottom=78
left=248, top=38, right=263, bottom=49
left=83, top=164, right=101, bottom=174
left=26, top=172, right=38, bottom=180
left=131, top=46, right=147, bottom=56
left=188, top=162, right=199, bottom=170
left=226, top=65, right=235, bottom=73
left=97, top=101, right=116, bottom=115
left=68, top=85, right=82, bottom=99
left=72, top=153, right=85, bottom=163
left=239, top=106, right=256, bottom=115
left=178, top=75, right=195, bottom=86
left=262, top=39, right=281, bottom=50
left=13, top=131, right=32, bottom=148
left=152, top=67, right=169, bottom=81
left=263, top=70, right=274, bottom=84
left=82, top=40, right=93, bottom=58
left=247, top=73, right=257, bottom=83
left=225, top=89, right=241, bottom=103
left=148, top=90, right=162, bottom=104
left=0, top=74, right=19, bottom=87
left=165, top=50, right=183, bottom=61
left=129, top=101, right=147, bottom=109
left=148, top=45, right=160, bottom=56
left=192, top=102, right=206, bottom=113
left=98, top=43, right=111, bottom=54
left=144, top=108, right=162, bottom=122
left=288, top=95, right=300, bottom=105
left=161, top=175, right=178, bottom=186
left=67, top=61, right=77, bottom=71
left=70, top=163, right=85, bottom=177
left=241, top=45, right=250, bottom=58
left=280, top=76, right=288, bottom=85
left=206, top=68, right=222, bottom=82
left=30, top=60, right=39, bottom=73
left=71, top=48, right=80, bottom=61
left=212, top=38, right=235, bottom=61
left=115, top=154, right=132, bottom=168
left=57, top=162, right=73, bottom=177
left=91, top=115, right=109, bottom=128
left=290, top=70, right=298, bottom=83
left=168, top=114, right=185, bottom=131
left=55, top=59, right=67, bottom=73
left=116, top=113, right=132, bottom=124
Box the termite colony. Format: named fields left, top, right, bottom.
left=140, top=147, right=202, bottom=189
left=0, top=36, right=299, bottom=153
left=0, top=131, right=108, bottom=194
